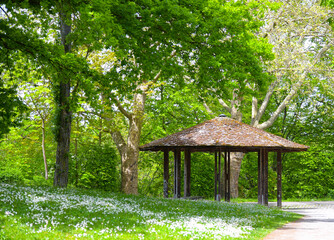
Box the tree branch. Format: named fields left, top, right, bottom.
left=145, top=49, right=177, bottom=92
left=109, top=129, right=127, bottom=156
left=203, top=102, right=215, bottom=116
left=258, top=42, right=333, bottom=130
left=251, top=97, right=258, bottom=126
left=115, top=98, right=132, bottom=119
left=218, top=99, right=232, bottom=114
left=254, top=80, right=278, bottom=127
left=0, top=6, right=10, bottom=19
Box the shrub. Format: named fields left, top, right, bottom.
left=69, top=144, right=120, bottom=192
left=0, top=167, right=24, bottom=184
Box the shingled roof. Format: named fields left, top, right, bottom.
left=140, top=116, right=309, bottom=152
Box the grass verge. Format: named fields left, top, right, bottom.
left=0, top=183, right=300, bottom=239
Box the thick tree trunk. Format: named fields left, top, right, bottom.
left=126, top=115, right=143, bottom=193
left=53, top=80, right=71, bottom=187
left=53, top=10, right=72, bottom=188
left=230, top=152, right=245, bottom=198
left=111, top=116, right=142, bottom=195
left=120, top=142, right=139, bottom=195
left=111, top=91, right=146, bottom=195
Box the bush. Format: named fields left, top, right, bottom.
left=69, top=144, right=120, bottom=192
left=283, top=145, right=334, bottom=199
left=0, top=167, right=24, bottom=184
left=190, top=152, right=215, bottom=198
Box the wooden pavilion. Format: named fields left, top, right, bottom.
left=139, top=115, right=309, bottom=207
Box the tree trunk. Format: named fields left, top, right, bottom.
left=111, top=116, right=142, bottom=195
left=53, top=10, right=72, bottom=188
left=53, top=80, right=71, bottom=187
left=121, top=91, right=145, bottom=194
left=41, top=118, right=48, bottom=180
left=110, top=91, right=146, bottom=194
left=230, top=152, right=245, bottom=198
left=120, top=141, right=139, bottom=195
left=74, top=118, right=78, bottom=187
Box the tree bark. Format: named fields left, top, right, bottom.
left=41, top=118, right=48, bottom=180
left=53, top=10, right=72, bottom=188
left=109, top=90, right=146, bottom=194
left=53, top=80, right=71, bottom=187
left=121, top=116, right=142, bottom=194
left=230, top=152, right=245, bottom=198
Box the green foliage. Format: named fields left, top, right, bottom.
left=190, top=153, right=215, bottom=198
left=138, top=152, right=164, bottom=197
left=0, top=167, right=24, bottom=184
left=1, top=0, right=334, bottom=202
left=283, top=146, right=334, bottom=199
left=140, top=84, right=214, bottom=197
left=0, top=111, right=56, bottom=185
left=239, top=152, right=278, bottom=199
left=239, top=153, right=258, bottom=199
left=239, top=81, right=334, bottom=200
left=139, top=152, right=215, bottom=198
left=69, top=144, right=120, bottom=192
left=0, top=82, right=27, bottom=139
left=1, top=0, right=277, bottom=195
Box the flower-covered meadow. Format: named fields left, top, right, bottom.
left=0, top=183, right=299, bottom=239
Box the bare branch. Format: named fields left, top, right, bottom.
left=145, top=49, right=177, bottom=92
left=109, top=130, right=127, bottom=155
left=115, top=98, right=132, bottom=119
left=258, top=42, right=333, bottom=130
left=254, top=80, right=278, bottom=126
left=218, top=99, right=232, bottom=114
left=257, top=80, right=303, bottom=130
left=0, top=6, right=10, bottom=19
left=203, top=102, right=215, bottom=116
left=251, top=97, right=258, bottom=126
left=261, top=3, right=286, bottom=39
left=152, top=70, right=162, bottom=85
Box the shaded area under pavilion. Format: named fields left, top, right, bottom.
left=139, top=116, right=309, bottom=207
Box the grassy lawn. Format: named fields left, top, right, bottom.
left=0, top=183, right=301, bottom=239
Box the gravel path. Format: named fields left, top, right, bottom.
left=264, top=201, right=334, bottom=240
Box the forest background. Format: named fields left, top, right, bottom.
left=1, top=0, right=334, bottom=200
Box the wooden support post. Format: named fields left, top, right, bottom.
left=224, top=150, right=227, bottom=201
left=163, top=150, right=169, bottom=198
left=184, top=149, right=191, bottom=197
left=277, top=150, right=282, bottom=208
left=217, top=149, right=222, bottom=201
left=264, top=150, right=269, bottom=206
left=214, top=151, right=218, bottom=200
left=174, top=149, right=181, bottom=198
left=260, top=149, right=266, bottom=205
left=227, top=150, right=231, bottom=202
left=258, top=150, right=262, bottom=204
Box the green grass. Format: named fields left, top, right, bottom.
left=0, top=183, right=301, bottom=239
